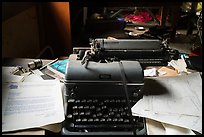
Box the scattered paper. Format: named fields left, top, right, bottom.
left=2, top=129, right=45, bottom=135
left=32, top=69, right=45, bottom=76
left=23, top=73, right=44, bottom=82
left=146, top=118, right=165, bottom=135
left=144, top=68, right=157, bottom=77
left=2, top=67, right=25, bottom=82
left=168, top=55, right=188, bottom=74
left=146, top=118, right=195, bottom=135
left=2, top=80, right=65, bottom=132
left=161, top=122, right=196, bottom=135
left=132, top=72, right=202, bottom=134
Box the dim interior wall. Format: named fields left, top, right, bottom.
left=40, top=2, right=72, bottom=57
left=2, top=6, right=41, bottom=58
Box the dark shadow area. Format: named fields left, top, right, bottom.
left=143, top=78, right=169, bottom=96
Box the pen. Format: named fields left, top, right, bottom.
left=39, top=58, right=58, bottom=71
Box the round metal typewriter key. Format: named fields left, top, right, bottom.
left=118, top=118, right=123, bottom=122
left=94, top=118, right=99, bottom=122
left=132, top=100, right=137, bottom=104
left=92, top=114, right=97, bottom=118
left=108, top=108, right=113, bottom=112
left=127, top=113, right=130, bottom=117
left=88, top=118, right=93, bottom=122
left=96, top=107, right=101, bottom=112
left=113, top=118, right=118, bottom=122
left=113, top=108, right=118, bottom=112
left=101, top=105, right=107, bottom=110
left=106, top=118, right=112, bottom=122
left=90, top=106, right=95, bottom=109
left=120, top=112, right=126, bottom=116
left=133, top=92, right=138, bottom=97
left=67, top=114, right=72, bottom=118
left=93, top=99, right=98, bottom=103
left=78, top=106, right=83, bottom=109
left=124, top=107, right=129, bottom=110
left=99, top=102, right=104, bottom=106
left=84, top=106, right=89, bottom=109
left=103, top=114, right=109, bottom=118
left=124, top=119, right=130, bottom=123
left=79, top=112, right=85, bottom=116
left=72, top=106, right=78, bottom=109
left=87, top=99, right=92, bottom=103
left=73, top=112, right=79, bottom=116
left=96, top=112, right=102, bottom=117
left=110, top=99, right=115, bottom=103
left=100, top=118, right=106, bottom=122
left=104, top=99, right=109, bottom=103
left=82, top=118, right=87, bottom=122
left=85, top=110, right=91, bottom=116
left=68, top=99, right=75, bottom=103
left=108, top=112, right=114, bottom=116
left=115, top=114, right=121, bottom=118
left=115, top=99, right=121, bottom=103
left=121, top=99, right=126, bottom=103
left=75, top=99, right=80, bottom=103
left=76, top=118, right=81, bottom=122
left=119, top=108, right=124, bottom=112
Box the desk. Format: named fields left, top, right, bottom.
left=2, top=57, right=201, bottom=135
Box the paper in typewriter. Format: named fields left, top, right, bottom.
left=2, top=79, right=65, bottom=132
left=131, top=72, right=202, bottom=134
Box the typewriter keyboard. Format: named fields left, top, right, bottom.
left=64, top=97, right=146, bottom=133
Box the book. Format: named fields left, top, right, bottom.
left=46, top=59, right=69, bottom=79
left=44, top=69, right=65, bottom=82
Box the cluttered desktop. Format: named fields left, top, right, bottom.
left=2, top=37, right=202, bottom=135
left=2, top=2, right=202, bottom=135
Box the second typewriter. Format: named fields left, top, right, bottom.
left=74, top=38, right=179, bottom=68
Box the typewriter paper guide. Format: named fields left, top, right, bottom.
left=65, top=60, right=144, bottom=83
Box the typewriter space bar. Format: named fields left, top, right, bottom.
left=74, top=124, right=133, bottom=129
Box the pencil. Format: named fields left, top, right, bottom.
left=39, top=58, right=58, bottom=71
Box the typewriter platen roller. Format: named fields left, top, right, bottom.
left=74, top=38, right=179, bottom=67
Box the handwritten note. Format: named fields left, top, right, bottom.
left=2, top=80, right=65, bottom=132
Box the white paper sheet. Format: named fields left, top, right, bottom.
left=132, top=72, right=202, bottom=134
left=144, top=68, right=157, bottom=77
left=146, top=118, right=196, bottom=135
left=2, top=80, right=65, bottom=132
left=161, top=122, right=196, bottom=135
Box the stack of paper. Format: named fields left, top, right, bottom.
left=2, top=67, right=65, bottom=133
left=132, top=72, right=202, bottom=134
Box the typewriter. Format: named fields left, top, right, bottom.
left=74, top=38, right=179, bottom=68
left=61, top=60, right=146, bottom=135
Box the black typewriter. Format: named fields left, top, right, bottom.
left=74, top=38, right=179, bottom=68
left=61, top=60, right=146, bottom=135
